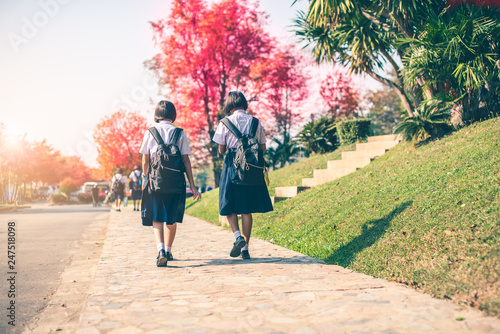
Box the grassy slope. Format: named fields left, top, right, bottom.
left=267, top=145, right=354, bottom=196
left=186, top=118, right=500, bottom=316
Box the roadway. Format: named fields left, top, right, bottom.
left=0, top=203, right=110, bottom=334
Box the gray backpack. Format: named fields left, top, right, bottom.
left=221, top=117, right=266, bottom=186
left=148, top=127, right=186, bottom=193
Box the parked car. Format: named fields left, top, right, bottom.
left=80, top=181, right=110, bottom=194
left=34, top=185, right=56, bottom=199
left=74, top=181, right=110, bottom=203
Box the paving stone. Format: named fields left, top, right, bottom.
left=75, top=209, right=500, bottom=333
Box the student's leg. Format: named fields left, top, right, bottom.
left=241, top=213, right=253, bottom=244
left=228, top=214, right=246, bottom=257
left=153, top=221, right=167, bottom=266
left=226, top=214, right=239, bottom=232
left=165, top=223, right=177, bottom=248
left=153, top=221, right=164, bottom=244
left=165, top=223, right=177, bottom=260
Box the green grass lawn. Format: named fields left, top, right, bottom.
left=267, top=144, right=354, bottom=196
left=186, top=117, right=500, bottom=317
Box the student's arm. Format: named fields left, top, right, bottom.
left=261, top=144, right=266, bottom=153
left=182, top=155, right=201, bottom=201
left=142, top=154, right=149, bottom=190
left=219, top=144, right=227, bottom=155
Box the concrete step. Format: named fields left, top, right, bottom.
left=313, top=167, right=357, bottom=184
left=274, top=186, right=309, bottom=198
left=327, top=158, right=371, bottom=170
left=270, top=196, right=288, bottom=205
left=355, top=140, right=398, bottom=152
left=367, top=134, right=399, bottom=142
left=342, top=148, right=387, bottom=161
left=301, top=177, right=316, bottom=188
left=302, top=169, right=355, bottom=188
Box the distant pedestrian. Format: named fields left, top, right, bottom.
left=111, top=168, right=126, bottom=212
left=129, top=165, right=142, bottom=211
left=213, top=91, right=273, bottom=260
left=91, top=184, right=99, bottom=207
left=140, top=100, right=201, bottom=267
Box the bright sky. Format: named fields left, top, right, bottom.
left=0, top=0, right=310, bottom=167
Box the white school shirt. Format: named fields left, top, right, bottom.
left=129, top=170, right=141, bottom=182
left=212, top=110, right=267, bottom=149
left=139, top=121, right=191, bottom=157
left=112, top=174, right=126, bottom=184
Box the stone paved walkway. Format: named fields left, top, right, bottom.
left=76, top=208, right=500, bottom=334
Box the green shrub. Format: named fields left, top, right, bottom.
left=336, top=119, right=371, bottom=144
left=394, top=102, right=453, bottom=141
left=49, top=193, right=68, bottom=204
left=295, top=116, right=338, bottom=154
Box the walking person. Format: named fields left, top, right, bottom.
left=91, top=184, right=99, bottom=207
left=140, top=100, right=201, bottom=267
left=213, top=91, right=273, bottom=260
left=111, top=168, right=126, bottom=212
left=129, top=165, right=142, bottom=211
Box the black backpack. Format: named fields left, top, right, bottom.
left=221, top=116, right=266, bottom=186
left=148, top=127, right=186, bottom=194
left=129, top=171, right=142, bottom=191
left=112, top=175, right=124, bottom=192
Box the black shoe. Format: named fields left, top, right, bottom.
left=156, top=250, right=168, bottom=267
left=241, top=250, right=250, bottom=260
left=166, top=252, right=173, bottom=261
left=230, top=236, right=246, bottom=257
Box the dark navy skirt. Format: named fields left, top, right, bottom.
left=219, top=151, right=273, bottom=216
left=131, top=189, right=142, bottom=201
left=141, top=177, right=186, bottom=226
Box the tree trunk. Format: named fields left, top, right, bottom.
left=210, top=142, right=223, bottom=188
left=366, top=70, right=415, bottom=117
left=202, top=92, right=224, bottom=188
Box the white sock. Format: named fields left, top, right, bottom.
left=157, top=243, right=164, bottom=252
left=233, top=231, right=241, bottom=239
left=241, top=244, right=248, bottom=251
left=165, top=246, right=172, bottom=253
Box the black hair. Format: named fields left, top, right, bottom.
left=116, top=167, right=123, bottom=174
left=155, top=100, right=177, bottom=123
left=222, top=91, right=248, bottom=114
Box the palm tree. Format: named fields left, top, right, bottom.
left=394, top=101, right=453, bottom=141
left=295, top=117, right=338, bottom=154
left=266, top=134, right=302, bottom=169
left=400, top=5, right=500, bottom=124
left=294, top=0, right=500, bottom=128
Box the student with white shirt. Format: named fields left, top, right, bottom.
left=129, top=165, right=142, bottom=211
left=213, top=91, right=273, bottom=260
left=111, top=168, right=127, bottom=212
left=140, top=100, right=201, bottom=267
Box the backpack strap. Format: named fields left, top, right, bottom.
left=250, top=117, right=259, bottom=137
left=148, top=127, right=165, bottom=145
left=221, top=117, right=243, bottom=139
left=168, top=128, right=183, bottom=146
